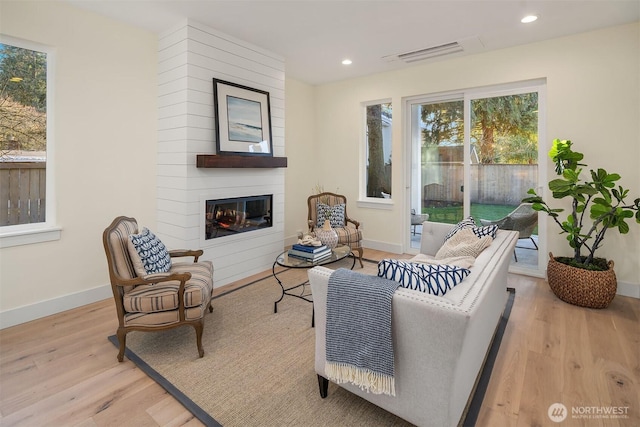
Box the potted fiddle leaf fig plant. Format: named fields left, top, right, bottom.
left=523, top=138, right=640, bottom=308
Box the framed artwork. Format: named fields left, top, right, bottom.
left=213, top=78, right=273, bottom=156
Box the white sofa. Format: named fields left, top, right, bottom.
left=308, top=221, right=518, bottom=426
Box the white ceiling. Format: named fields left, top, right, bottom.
left=67, top=0, right=640, bottom=85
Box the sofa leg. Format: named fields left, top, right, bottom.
left=317, top=375, right=329, bottom=398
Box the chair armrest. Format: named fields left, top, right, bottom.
left=308, top=219, right=316, bottom=232
left=169, top=249, right=203, bottom=262
left=346, top=217, right=360, bottom=228
left=115, top=272, right=192, bottom=288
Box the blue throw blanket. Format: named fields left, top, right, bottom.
left=325, top=268, right=400, bottom=396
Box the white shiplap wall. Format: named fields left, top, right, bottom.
left=157, top=20, right=286, bottom=287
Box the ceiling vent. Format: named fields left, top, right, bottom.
left=383, top=42, right=462, bottom=63
left=382, top=37, right=483, bottom=64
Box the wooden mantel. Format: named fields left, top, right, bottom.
left=196, top=155, right=288, bottom=168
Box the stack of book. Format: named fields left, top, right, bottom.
left=287, top=243, right=332, bottom=262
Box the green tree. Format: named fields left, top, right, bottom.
left=471, top=93, right=538, bottom=163
left=420, top=101, right=464, bottom=146
left=0, top=44, right=47, bottom=110
left=366, top=104, right=385, bottom=197
left=0, top=43, right=47, bottom=155
left=420, top=94, right=538, bottom=164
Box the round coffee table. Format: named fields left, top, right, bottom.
left=273, top=245, right=355, bottom=327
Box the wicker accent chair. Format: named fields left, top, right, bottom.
left=480, top=203, right=538, bottom=262
left=102, top=216, right=214, bottom=362
left=307, top=192, right=364, bottom=267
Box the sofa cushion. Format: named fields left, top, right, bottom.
left=123, top=261, right=213, bottom=313
left=127, top=227, right=172, bottom=276
left=377, top=259, right=470, bottom=296
left=436, top=228, right=493, bottom=259
left=316, top=203, right=345, bottom=228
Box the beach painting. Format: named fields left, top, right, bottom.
left=213, top=78, right=273, bottom=156
left=226, top=96, right=263, bottom=143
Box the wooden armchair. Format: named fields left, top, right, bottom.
left=102, top=216, right=214, bottom=362
left=307, top=192, right=363, bottom=267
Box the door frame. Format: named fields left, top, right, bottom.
left=404, top=79, right=548, bottom=277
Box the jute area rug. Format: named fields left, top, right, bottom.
left=109, top=258, right=512, bottom=426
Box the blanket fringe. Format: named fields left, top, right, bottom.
left=325, top=361, right=396, bottom=397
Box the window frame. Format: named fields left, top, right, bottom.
left=358, top=98, right=394, bottom=210
left=0, top=35, right=59, bottom=248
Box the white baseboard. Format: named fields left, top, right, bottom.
left=361, top=238, right=403, bottom=255
left=0, top=284, right=112, bottom=330
left=617, top=280, right=640, bottom=299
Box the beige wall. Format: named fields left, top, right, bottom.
left=0, top=1, right=158, bottom=325
left=1, top=2, right=637, bottom=327
left=285, top=22, right=640, bottom=288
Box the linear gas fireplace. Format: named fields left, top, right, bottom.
left=205, top=194, right=272, bottom=240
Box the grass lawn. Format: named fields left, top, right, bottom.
left=423, top=203, right=517, bottom=225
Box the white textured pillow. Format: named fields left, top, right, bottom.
left=443, top=216, right=476, bottom=242
left=436, top=228, right=493, bottom=259
left=377, top=259, right=470, bottom=296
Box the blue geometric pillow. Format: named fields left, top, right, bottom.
left=316, top=203, right=346, bottom=228
left=127, top=228, right=172, bottom=276
left=377, top=259, right=470, bottom=296
left=444, top=216, right=476, bottom=242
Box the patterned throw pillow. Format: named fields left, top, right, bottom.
left=436, top=228, right=493, bottom=259
left=377, top=259, right=470, bottom=296
left=127, top=227, right=172, bottom=276
left=316, top=203, right=346, bottom=228
left=470, top=224, right=498, bottom=239
left=444, top=216, right=476, bottom=242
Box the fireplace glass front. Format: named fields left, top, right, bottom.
left=205, top=195, right=272, bottom=239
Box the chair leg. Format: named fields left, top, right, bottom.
left=116, top=328, right=127, bottom=362
left=530, top=237, right=539, bottom=250
left=194, top=320, right=205, bottom=358
left=513, top=249, right=518, bottom=262
left=355, top=247, right=364, bottom=268
left=208, top=301, right=214, bottom=313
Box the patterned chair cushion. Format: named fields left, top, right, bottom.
left=316, top=203, right=346, bottom=228
left=377, top=259, right=470, bottom=296
left=334, top=226, right=362, bottom=249
left=127, top=228, right=172, bottom=276
left=123, top=261, right=213, bottom=313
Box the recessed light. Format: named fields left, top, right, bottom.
left=521, top=15, right=538, bottom=24
left=341, top=59, right=352, bottom=65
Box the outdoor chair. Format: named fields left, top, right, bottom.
left=307, top=192, right=364, bottom=267
left=480, top=203, right=538, bottom=262
left=411, top=209, right=429, bottom=235
left=102, top=216, right=214, bottom=362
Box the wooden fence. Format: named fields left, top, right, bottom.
left=422, top=163, right=538, bottom=207
left=0, top=162, right=46, bottom=226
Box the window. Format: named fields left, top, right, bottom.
left=364, top=101, right=392, bottom=200
left=0, top=36, right=58, bottom=247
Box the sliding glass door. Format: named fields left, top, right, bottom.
left=407, top=82, right=546, bottom=275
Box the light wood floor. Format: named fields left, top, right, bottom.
left=1, top=249, right=638, bottom=426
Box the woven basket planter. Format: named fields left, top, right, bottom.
left=546, top=252, right=617, bottom=309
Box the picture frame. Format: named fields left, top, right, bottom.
left=213, top=78, right=273, bottom=156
